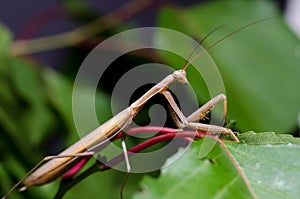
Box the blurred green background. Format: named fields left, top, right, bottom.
left=1, top=0, right=300, bottom=198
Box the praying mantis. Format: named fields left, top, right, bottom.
left=2, top=19, right=270, bottom=199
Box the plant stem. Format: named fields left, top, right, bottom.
left=53, top=126, right=215, bottom=198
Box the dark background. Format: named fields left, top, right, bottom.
left=0, top=0, right=288, bottom=68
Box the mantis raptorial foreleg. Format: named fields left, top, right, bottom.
left=187, top=94, right=227, bottom=122
left=161, top=91, right=239, bottom=141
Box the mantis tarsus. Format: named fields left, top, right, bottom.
left=2, top=18, right=270, bottom=199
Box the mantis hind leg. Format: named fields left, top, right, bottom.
left=120, top=133, right=130, bottom=199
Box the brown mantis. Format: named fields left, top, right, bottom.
left=2, top=19, right=270, bottom=199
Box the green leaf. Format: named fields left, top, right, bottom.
left=156, top=0, right=300, bottom=133
left=238, top=131, right=300, bottom=145
left=42, top=68, right=111, bottom=145
left=8, top=59, right=55, bottom=145
left=10, top=59, right=43, bottom=105
left=42, top=68, right=76, bottom=135
left=61, top=0, right=92, bottom=17
left=0, top=22, right=12, bottom=57
left=133, top=136, right=300, bottom=199
left=132, top=140, right=254, bottom=199
left=226, top=143, right=300, bottom=199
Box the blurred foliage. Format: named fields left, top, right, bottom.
left=0, top=0, right=300, bottom=199
left=156, top=0, right=300, bottom=134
